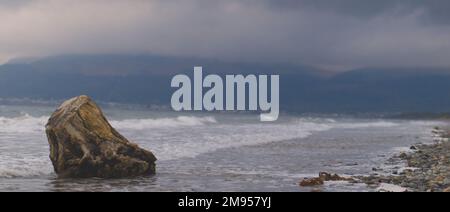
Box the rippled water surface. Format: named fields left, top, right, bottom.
left=0, top=104, right=440, bottom=191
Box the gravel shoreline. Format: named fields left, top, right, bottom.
left=300, top=125, right=450, bottom=192
left=358, top=126, right=450, bottom=192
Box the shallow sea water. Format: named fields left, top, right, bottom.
left=0, top=104, right=441, bottom=191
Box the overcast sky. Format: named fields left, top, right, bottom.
left=1, top=0, right=450, bottom=71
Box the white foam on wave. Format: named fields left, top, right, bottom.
left=0, top=156, right=53, bottom=178
left=0, top=113, right=401, bottom=163
left=0, top=114, right=335, bottom=175
left=138, top=118, right=426, bottom=161
left=376, top=183, right=408, bottom=192
left=109, top=116, right=217, bottom=130
left=0, top=113, right=437, bottom=179
left=130, top=118, right=334, bottom=161
left=0, top=113, right=48, bottom=133
left=0, top=114, right=217, bottom=133
left=336, top=121, right=399, bottom=129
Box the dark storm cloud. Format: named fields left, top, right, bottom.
left=0, top=0, right=31, bottom=8
left=263, top=0, right=450, bottom=24
left=0, top=0, right=450, bottom=71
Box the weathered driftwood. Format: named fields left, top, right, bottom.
left=46, top=95, right=157, bottom=178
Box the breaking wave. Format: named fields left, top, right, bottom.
left=0, top=114, right=218, bottom=133
left=0, top=113, right=48, bottom=133
left=0, top=113, right=419, bottom=178
left=0, top=157, right=53, bottom=178
left=109, top=116, right=217, bottom=130
left=336, top=121, right=399, bottom=129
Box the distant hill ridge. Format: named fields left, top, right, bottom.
left=1, top=54, right=450, bottom=113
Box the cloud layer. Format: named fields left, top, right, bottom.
left=1, top=0, right=450, bottom=71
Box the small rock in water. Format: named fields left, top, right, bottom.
left=299, top=172, right=351, bottom=187
left=46, top=95, right=157, bottom=178
left=299, top=178, right=324, bottom=187
left=319, top=172, right=350, bottom=181
left=399, top=152, right=408, bottom=159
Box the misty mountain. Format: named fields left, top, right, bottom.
left=286, top=68, right=450, bottom=113
left=1, top=54, right=450, bottom=113
left=0, top=55, right=322, bottom=106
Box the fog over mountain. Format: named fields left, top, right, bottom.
left=1, top=0, right=450, bottom=71
left=1, top=1, right=450, bottom=112
left=1, top=54, right=450, bottom=113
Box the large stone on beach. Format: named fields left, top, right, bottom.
left=45, top=95, right=157, bottom=178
